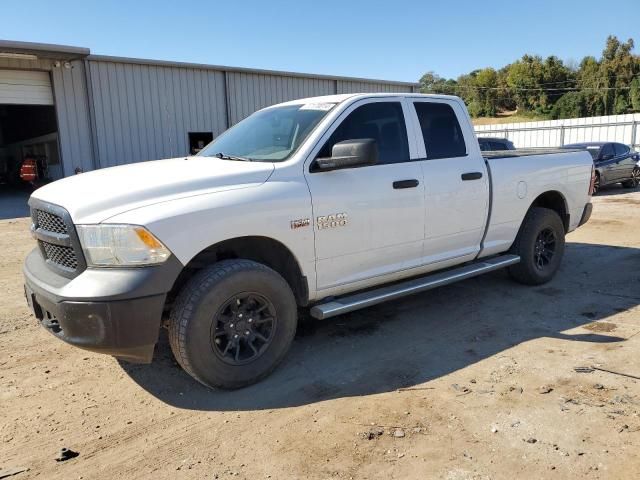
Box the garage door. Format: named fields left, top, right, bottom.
left=0, top=70, right=54, bottom=105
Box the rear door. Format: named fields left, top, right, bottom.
left=305, top=98, right=425, bottom=291
left=408, top=99, right=489, bottom=264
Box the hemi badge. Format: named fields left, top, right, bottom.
left=290, top=218, right=310, bottom=229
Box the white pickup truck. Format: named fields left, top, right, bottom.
left=23, top=93, right=594, bottom=389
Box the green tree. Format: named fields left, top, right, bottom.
left=550, top=92, right=586, bottom=119
left=584, top=36, right=637, bottom=115
left=630, top=77, right=640, bottom=111
left=419, top=71, right=457, bottom=95
left=417, top=34, right=639, bottom=120
left=504, top=54, right=569, bottom=115
left=506, top=55, right=543, bottom=112
left=474, top=68, right=499, bottom=116
left=615, top=94, right=629, bottom=114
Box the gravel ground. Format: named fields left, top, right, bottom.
left=1, top=187, right=639, bottom=479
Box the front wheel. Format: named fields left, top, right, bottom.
left=621, top=167, right=640, bottom=189
left=168, top=259, right=298, bottom=389
left=508, top=207, right=566, bottom=285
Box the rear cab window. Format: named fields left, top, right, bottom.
left=412, top=102, right=467, bottom=159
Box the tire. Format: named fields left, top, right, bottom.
left=168, top=259, right=297, bottom=389
left=508, top=207, right=566, bottom=286
left=621, top=167, right=640, bottom=188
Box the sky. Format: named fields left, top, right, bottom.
left=2, top=0, right=639, bottom=83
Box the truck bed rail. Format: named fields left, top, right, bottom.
left=483, top=148, right=583, bottom=160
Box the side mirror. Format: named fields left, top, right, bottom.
left=315, top=139, right=378, bottom=171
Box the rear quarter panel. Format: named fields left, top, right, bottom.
left=481, top=151, right=592, bottom=257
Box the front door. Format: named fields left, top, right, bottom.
left=304, top=99, right=425, bottom=291
left=597, top=143, right=617, bottom=183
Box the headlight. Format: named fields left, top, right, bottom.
left=76, top=224, right=171, bottom=267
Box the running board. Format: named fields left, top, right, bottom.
left=310, top=254, right=520, bottom=320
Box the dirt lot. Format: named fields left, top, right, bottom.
left=1, top=188, right=640, bottom=480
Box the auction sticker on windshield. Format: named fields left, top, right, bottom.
left=300, top=103, right=335, bottom=111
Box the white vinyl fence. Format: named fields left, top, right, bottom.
left=475, top=113, right=640, bottom=149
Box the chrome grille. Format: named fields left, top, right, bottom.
left=35, top=210, right=67, bottom=234
left=41, top=241, right=78, bottom=270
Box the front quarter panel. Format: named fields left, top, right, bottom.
left=106, top=169, right=316, bottom=295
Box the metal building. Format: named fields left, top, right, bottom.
left=0, top=40, right=418, bottom=182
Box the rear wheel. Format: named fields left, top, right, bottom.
left=508, top=207, right=565, bottom=285
left=621, top=167, right=640, bottom=188
left=168, top=259, right=297, bottom=389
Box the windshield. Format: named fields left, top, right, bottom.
left=199, top=103, right=336, bottom=162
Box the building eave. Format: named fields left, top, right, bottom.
left=0, top=40, right=90, bottom=61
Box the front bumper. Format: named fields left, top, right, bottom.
left=23, top=248, right=183, bottom=363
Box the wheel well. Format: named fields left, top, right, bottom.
left=530, top=191, right=569, bottom=232
left=165, top=237, right=309, bottom=313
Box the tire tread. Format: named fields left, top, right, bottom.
left=508, top=207, right=565, bottom=285
left=168, top=259, right=283, bottom=388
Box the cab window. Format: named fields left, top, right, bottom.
left=413, top=102, right=467, bottom=159
left=317, top=102, right=410, bottom=165
left=614, top=143, right=629, bottom=156
left=599, top=143, right=615, bottom=159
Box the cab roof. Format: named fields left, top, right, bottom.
left=274, top=92, right=462, bottom=108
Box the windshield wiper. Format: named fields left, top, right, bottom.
left=214, top=152, right=252, bottom=162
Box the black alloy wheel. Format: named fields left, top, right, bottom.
left=533, top=228, right=556, bottom=271
left=212, top=293, right=277, bottom=365
left=592, top=173, right=600, bottom=194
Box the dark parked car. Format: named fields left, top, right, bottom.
left=478, top=137, right=516, bottom=151
left=563, top=142, right=640, bottom=194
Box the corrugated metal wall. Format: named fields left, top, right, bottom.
left=50, top=61, right=94, bottom=176
left=86, top=58, right=418, bottom=169
left=226, top=72, right=335, bottom=124
left=336, top=80, right=413, bottom=94
left=0, top=57, right=94, bottom=176
left=475, top=114, right=640, bottom=149
left=87, top=60, right=227, bottom=167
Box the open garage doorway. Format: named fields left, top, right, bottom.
left=0, top=69, right=61, bottom=218
left=0, top=104, right=61, bottom=184
left=0, top=70, right=62, bottom=189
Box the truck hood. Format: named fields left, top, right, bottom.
left=31, top=157, right=275, bottom=224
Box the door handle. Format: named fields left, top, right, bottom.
left=461, top=172, right=483, bottom=181
left=393, top=179, right=419, bottom=189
